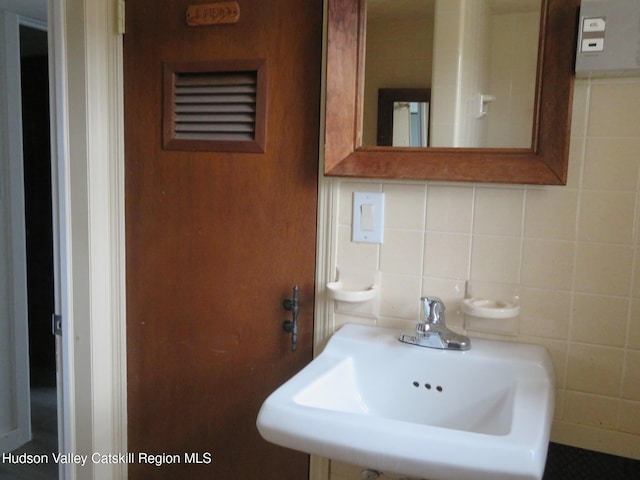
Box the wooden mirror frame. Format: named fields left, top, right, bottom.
left=324, top=0, right=579, bottom=184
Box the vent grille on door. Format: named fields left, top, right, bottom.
left=163, top=60, right=266, bottom=152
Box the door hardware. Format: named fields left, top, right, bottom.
left=52, top=313, right=62, bottom=336
left=282, top=285, right=299, bottom=351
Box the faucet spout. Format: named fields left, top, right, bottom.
left=400, top=297, right=471, bottom=350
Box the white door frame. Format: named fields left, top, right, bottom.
left=49, top=0, right=127, bottom=478
left=47, top=1, right=72, bottom=477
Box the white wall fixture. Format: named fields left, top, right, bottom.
left=476, top=93, right=496, bottom=118
left=352, top=192, right=384, bottom=244
left=462, top=281, right=520, bottom=337
left=327, top=268, right=380, bottom=319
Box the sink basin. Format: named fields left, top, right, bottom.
left=257, top=323, right=555, bottom=480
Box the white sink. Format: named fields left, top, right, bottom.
left=257, top=323, right=555, bottom=480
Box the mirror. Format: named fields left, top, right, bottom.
left=365, top=0, right=541, bottom=148
left=324, top=0, right=578, bottom=184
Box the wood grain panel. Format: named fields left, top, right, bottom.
left=124, top=0, right=322, bottom=477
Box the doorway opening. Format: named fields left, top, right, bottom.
left=0, top=22, right=58, bottom=479
left=20, top=19, right=57, bottom=466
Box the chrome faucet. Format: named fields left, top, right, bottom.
left=399, top=297, right=471, bottom=350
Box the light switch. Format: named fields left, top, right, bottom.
left=352, top=192, right=384, bottom=243
left=583, top=17, right=606, bottom=32
left=360, top=204, right=375, bottom=231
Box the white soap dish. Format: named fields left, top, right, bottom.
left=327, top=281, right=377, bottom=303
left=462, top=298, right=520, bottom=319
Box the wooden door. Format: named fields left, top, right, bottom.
left=123, top=1, right=322, bottom=478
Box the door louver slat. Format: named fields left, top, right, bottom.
left=175, top=94, right=257, bottom=104
left=174, top=72, right=256, bottom=141
left=176, top=103, right=256, bottom=111
left=163, top=60, right=266, bottom=152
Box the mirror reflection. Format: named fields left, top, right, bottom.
left=377, top=88, right=431, bottom=146
left=392, top=101, right=429, bottom=146
left=363, top=0, right=541, bottom=148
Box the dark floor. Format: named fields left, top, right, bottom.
left=0, top=387, right=58, bottom=479
left=543, top=442, right=640, bottom=479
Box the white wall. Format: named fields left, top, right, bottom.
left=487, top=10, right=539, bottom=147
left=431, top=0, right=491, bottom=147
left=431, top=0, right=539, bottom=148
left=0, top=8, right=32, bottom=454
left=457, top=0, right=491, bottom=147
left=363, top=10, right=434, bottom=145
left=430, top=0, right=462, bottom=146
left=0, top=0, right=46, bottom=22
left=0, top=9, right=15, bottom=444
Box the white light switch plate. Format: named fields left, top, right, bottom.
left=352, top=192, right=384, bottom=243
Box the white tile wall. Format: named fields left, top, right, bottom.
left=326, top=77, right=640, bottom=467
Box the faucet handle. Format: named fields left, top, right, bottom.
left=421, top=296, right=445, bottom=324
